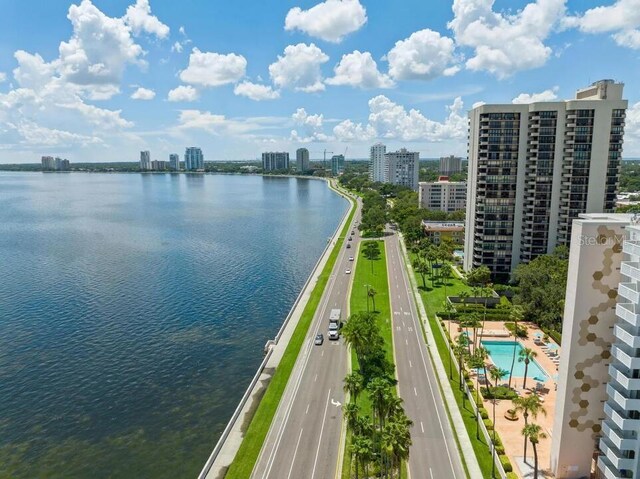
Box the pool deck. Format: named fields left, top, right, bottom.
left=446, top=320, right=560, bottom=478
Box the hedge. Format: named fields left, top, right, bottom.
left=544, top=328, right=562, bottom=345
left=500, top=455, right=513, bottom=473
left=483, top=419, right=494, bottom=430
left=482, top=385, right=518, bottom=400
left=495, top=445, right=505, bottom=455
left=479, top=408, right=489, bottom=420
left=506, top=472, right=519, bottom=479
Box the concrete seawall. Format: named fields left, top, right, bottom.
left=199, top=180, right=354, bottom=479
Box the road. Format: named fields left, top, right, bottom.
left=250, top=198, right=362, bottom=479
left=385, top=229, right=466, bottom=479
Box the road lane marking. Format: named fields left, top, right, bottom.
left=409, top=360, right=412, bottom=368
left=286, top=428, right=304, bottom=479
left=314, top=374, right=318, bottom=382
left=414, top=387, right=417, bottom=396
left=396, top=326, right=401, bottom=331
left=305, top=403, right=310, bottom=415
left=321, top=350, right=324, bottom=357
left=405, top=339, right=408, bottom=345
left=421, top=421, right=424, bottom=433
left=430, top=467, right=435, bottom=479
left=310, top=389, right=332, bottom=479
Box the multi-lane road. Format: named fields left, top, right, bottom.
left=250, top=200, right=362, bottom=479
left=385, top=230, right=466, bottom=479
left=250, top=200, right=466, bottom=479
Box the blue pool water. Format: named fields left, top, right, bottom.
left=481, top=340, right=548, bottom=380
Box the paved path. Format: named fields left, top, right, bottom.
left=250, top=199, right=362, bottom=479
left=385, top=229, right=467, bottom=479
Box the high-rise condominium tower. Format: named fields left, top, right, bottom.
left=385, top=148, right=419, bottom=191
left=369, top=143, right=386, bottom=183
left=169, top=153, right=180, bottom=171
left=140, top=151, right=151, bottom=171
left=464, top=80, right=627, bottom=278
left=296, top=148, right=309, bottom=173
left=262, top=152, right=289, bottom=171
left=331, top=154, right=345, bottom=176
left=185, top=147, right=204, bottom=171
left=439, top=155, right=463, bottom=176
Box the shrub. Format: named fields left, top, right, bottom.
left=466, top=380, right=474, bottom=390
left=482, top=385, right=518, bottom=400
left=506, top=473, right=519, bottom=479
left=499, top=455, right=513, bottom=472
left=494, top=445, right=505, bottom=455
left=544, top=328, right=562, bottom=345
left=505, top=322, right=528, bottom=338
left=479, top=408, right=489, bottom=420
left=493, top=435, right=503, bottom=448
left=483, top=419, right=494, bottom=430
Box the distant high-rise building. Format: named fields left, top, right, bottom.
left=262, top=152, right=290, bottom=171
left=41, top=156, right=55, bottom=170
left=419, top=177, right=466, bottom=212
left=385, top=148, right=419, bottom=190
left=151, top=160, right=167, bottom=171
left=465, top=79, right=627, bottom=278
left=169, top=154, right=180, bottom=171
left=140, top=151, right=151, bottom=171
left=439, top=155, right=463, bottom=176
left=185, top=147, right=204, bottom=171
left=369, top=143, right=387, bottom=183
left=296, top=148, right=310, bottom=173
left=331, top=154, right=345, bottom=176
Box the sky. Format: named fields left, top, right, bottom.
left=1, top=0, right=640, bottom=163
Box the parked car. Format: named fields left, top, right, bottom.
left=314, top=333, right=324, bottom=345
left=345, top=269, right=351, bottom=274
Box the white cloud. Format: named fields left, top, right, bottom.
left=333, top=119, right=375, bottom=142
left=12, top=51, right=57, bottom=90
left=613, top=29, right=640, bottom=48
left=59, top=101, right=134, bottom=129
left=290, top=107, right=330, bottom=142
left=325, top=51, right=394, bottom=89
left=472, top=101, right=486, bottom=109
left=179, top=48, right=247, bottom=87
left=448, top=0, right=566, bottom=78
left=0, top=72, right=5, bottom=83
left=123, top=0, right=169, bottom=38
left=564, top=0, right=640, bottom=49
left=167, top=85, right=199, bottom=102
left=171, top=41, right=183, bottom=53
left=512, top=86, right=559, bottom=104
left=626, top=101, right=640, bottom=138
left=131, top=87, right=155, bottom=100
left=233, top=81, right=280, bottom=101
left=284, top=0, right=367, bottom=43
left=269, top=43, right=329, bottom=92
left=175, top=109, right=280, bottom=137
left=6, top=120, right=102, bottom=147
left=387, top=29, right=460, bottom=81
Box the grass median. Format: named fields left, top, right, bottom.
left=224, top=190, right=355, bottom=479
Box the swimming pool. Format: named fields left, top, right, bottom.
left=481, top=340, right=548, bottom=380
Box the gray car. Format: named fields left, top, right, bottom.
left=314, top=333, right=324, bottom=345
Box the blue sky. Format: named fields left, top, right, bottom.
left=0, top=0, right=639, bottom=163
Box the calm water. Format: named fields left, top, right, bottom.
left=481, top=341, right=549, bottom=379
left=0, top=172, right=347, bottom=478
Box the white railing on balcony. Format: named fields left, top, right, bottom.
left=617, top=303, right=640, bottom=328
left=598, top=455, right=623, bottom=479
left=623, top=241, right=640, bottom=259
left=621, top=262, right=640, bottom=282
left=602, top=420, right=638, bottom=451
left=610, top=363, right=640, bottom=391
left=618, top=283, right=640, bottom=304
left=614, top=324, right=640, bottom=349
left=600, top=438, right=635, bottom=471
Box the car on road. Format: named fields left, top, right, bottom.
left=348, top=256, right=354, bottom=261
left=346, top=243, right=351, bottom=249
left=314, top=333, right=324, bottom=345
left=348, top=236, right=352, bottom=241
left=345, top=269, right=351, bottom=274
left=351, top=230, right=355, bottom=235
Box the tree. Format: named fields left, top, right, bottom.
left=344, top=402, right=361, bottom=435
left=518, top=347, right=538, bottom=390
left=443, top=300, right=456, bottom=379
left=468, top=348, right=487, bottom=439
left=362, top=241, right=381, bottom=274
left=344, top=372, right=364, bottom=404
left=368, top=287, right=378, bottom=312
left=488, top=367, right=507, bottom=478
left=453, top=334, right=469, bottom=396
left=512, top=393, right=547, bottom=461
left=522, top=424, right=547, bottom=478
left=508, top=306, right=524, bottom=389
left=440, top=263, right=453, bottom=300
left=413, top=259, right=430, bottom=289
left=466, top=265, right=491, bottom=286
left=360, top=205, right=387, bottom=237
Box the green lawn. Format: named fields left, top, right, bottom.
left=411, top=268, right=497, bottom=478
left=225, top=193, right=356, bottom=479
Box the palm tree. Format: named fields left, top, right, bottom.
left=368, top=286, right=378, bottom=312
left=344, top=372, right=364, bottom=405
left=477, top=284, right=493, bottom=348
left=518, top=347, right=538, bottom=390
left=413, top=259, right=430, bottom=289
left=488, top=367, right=508, bottom=478
left=443, top=300, right=456, bottom=380
left=453, top=334, right=469, bottom=392
left=508, top=305, right=524, bottom=389
left=512, top=393, right=547, bottom=461
left=382, top=417, right=412, bottom=478
left=468, top=349, right=487, bottom=439
left=462, top=312, right=481, bottom=354
left=522, top=424, right=547, bottom=478
left=441, top=263, right=452, bottom=300
left=351, top=434, right=373, bottom=479
left=344, top=402, right=360, bottom=434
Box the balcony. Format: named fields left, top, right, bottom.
left=614, top=324, right=640, bottom=349
left=610, top=362, right=640, bottom=390
left=600, top=438, right=636, bottom=472
left=603, top=420, right=638, bottom=451
left=623, top=241, right=640, bottom=258
left=617, top=303, right=640, bottom=328
left=619, top=283, right=640, bottom=304
left=598, top=455, right=627, bottom=479
left=607, top=383, right=640, bottom=412
left=605, top=402, right=640, bottom=431
left=621, top=262, right=640, bottom=282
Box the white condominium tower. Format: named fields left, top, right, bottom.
left=262, top=152, right=289, bottom=171
left=296, top=148, right=309, bottom=173
left=440, top=155, right=463, bottom=176
left=140, top=150, right=151, bottom=170
left=419, top=177, right=466, bottom=213
left=369, top=143, right=386, bottom=183
left=464, top=79, right=627, bottom=278
left=169, top=153, right=180, bottom=171
left=386, top=148, right=419, bottom=191
left=185, top=147, right=204, bottom=171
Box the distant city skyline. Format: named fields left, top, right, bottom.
left=1, top=0, right=640, bottom=164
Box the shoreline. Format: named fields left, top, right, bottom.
left=198, top=179, right=355, bottom=479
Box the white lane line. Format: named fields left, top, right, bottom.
left=310, top=389, right=331, bottom=479
left=286, top=428, right=304, bottom=479
left=314, top=373, right=318, bottom=382
left=405, top=339, right=408, bottom=346
left=305, top=403, right=310, bottom=415
left=414, top=387, right=417, bottom=396
left=409, top=360, right=413, bottom=368
left=421, top=421, right=424, bottom=433
left=430, top=467, right=435, bottom=479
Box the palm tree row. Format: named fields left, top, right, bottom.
left=342, top=311, right=412, bottom=478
